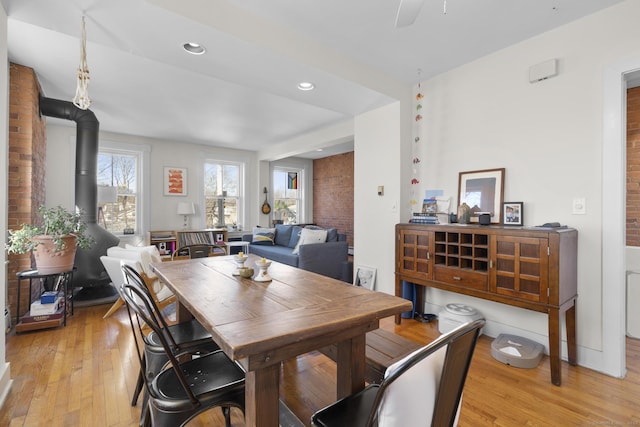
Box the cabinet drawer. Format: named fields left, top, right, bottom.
left=434, top=266, right=488, bottom=291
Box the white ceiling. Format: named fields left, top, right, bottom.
left=1, top=0, right=624, bottom=159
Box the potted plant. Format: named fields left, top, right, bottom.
left=6, top=205, right=94, bottom=274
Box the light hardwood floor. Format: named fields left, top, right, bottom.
left=1, top=303, right=639, bottom=426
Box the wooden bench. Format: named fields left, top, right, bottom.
left=320, top=328, right=422, bottom=384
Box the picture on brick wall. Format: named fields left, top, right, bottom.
left=164, top=167, right=187, bottom=196
left=354, top=266, right=376, bottom=290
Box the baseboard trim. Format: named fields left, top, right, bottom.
left=0, top=362, right=13, bottom=409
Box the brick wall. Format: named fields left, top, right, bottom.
left=313, top=152, right=354, bottom=246
left=7, top=63, right=47, bottom=321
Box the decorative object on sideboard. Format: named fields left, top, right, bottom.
left=457, top=203, right=471, bottom=224
left=478, top=213, right=491, bottom=225
left=177, top=202, right=195, bottom=229
left=503, top=202, right=524, bottom=226
left=458, top=168, right=505, bottom=224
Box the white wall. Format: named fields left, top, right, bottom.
left=44, top=125, right=261, bottom=236
left=0, top=1, right=12, bottom=407
left=410, top=0, right=640, bottom=376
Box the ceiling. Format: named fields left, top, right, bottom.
left=1, top=0, right=624, bottom=159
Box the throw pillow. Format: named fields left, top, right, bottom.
left=292, top=228, right=328, bottom=255
left=326, top=228, right=338, bottom=242
left=288, top=226, right=304, bottom=248
left=274, top=224, right=293, bottom=246
left=252, top=227, right=276, bottom=245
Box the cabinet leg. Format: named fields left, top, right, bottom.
left=565, top=302, right=577, bottom=366
left=548, top=307, right=562, bottom=386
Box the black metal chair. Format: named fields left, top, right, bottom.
left=310, top=318, right=485, bottom=427
left=120, top=266, right=245, bottom=427
left=122, top=265, right=220, bottom=411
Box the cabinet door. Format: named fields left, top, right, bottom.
left=490, top=235, right=549, bottom=303
left=397, top=228, right=432, bottom=279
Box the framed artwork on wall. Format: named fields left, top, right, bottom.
left=458, top=168, right=505, bottom=224
left=503, top=202, right=524, bottom=226
left=164, top=167, right=187, bottom=196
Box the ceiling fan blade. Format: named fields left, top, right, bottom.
left=395, top=0, right=425, bottom=28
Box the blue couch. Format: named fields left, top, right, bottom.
left=243, top=224, right=350, bottom=281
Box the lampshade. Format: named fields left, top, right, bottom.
left=97, top=185, right=118, bottom=204
left=177, top=202, right=195, bottom=216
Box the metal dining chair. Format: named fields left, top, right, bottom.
left=121, top=265, right=220, bottom=409
left=310, top=318, right=485, bottom=427
left=120, top=265, right=245, bottom=427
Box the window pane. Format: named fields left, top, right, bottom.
left=97, top=151, right=138, bottom=233
left=204, top=161, right=242, bottom=229
left=273, top=168, right=302, bottom=224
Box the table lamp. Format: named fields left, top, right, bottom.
left=177, top=202, right=195, bottom=229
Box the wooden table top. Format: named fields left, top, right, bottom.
left=151, top=254, right=412, bottom=369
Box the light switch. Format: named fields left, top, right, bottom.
left=572, top=198, right=586, bottom=215
left=378, top=186, right=384, bottom=196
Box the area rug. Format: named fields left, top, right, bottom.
left=73, top=283, right=119, bottom=308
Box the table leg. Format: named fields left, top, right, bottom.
left=336, top=334, right=366, bottom=398
left=548, top=307, right=561, bottom=386
left=245, top=364, right=280, bottom=427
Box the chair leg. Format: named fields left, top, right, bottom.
left=223, top=406, right=231, bottom=427
left=131, top=369, right=144, bottom=406
left=103, top=297, right=124, bottom=318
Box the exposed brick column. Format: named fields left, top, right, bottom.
left=313, top=152, right=354, bottom=247
left=7, top=63, right=47, bottom=322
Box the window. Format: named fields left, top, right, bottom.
left=97, top=149, right=140, bottom=234
left=204, top=161, right=243, bottom=228
left=273, top=168, right=303, bottom=224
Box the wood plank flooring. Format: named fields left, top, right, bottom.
left=1, top=303, right=638, bottom=426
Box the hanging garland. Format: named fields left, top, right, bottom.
left=409, top=70, right=424, bottom=216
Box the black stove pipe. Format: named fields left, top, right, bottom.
left=39, top=97, right=119, bottom=288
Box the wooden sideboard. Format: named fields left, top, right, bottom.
left=395, top=223, right=578, bottom=386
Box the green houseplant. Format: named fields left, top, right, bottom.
left=6, top=205, right=94, bottom=274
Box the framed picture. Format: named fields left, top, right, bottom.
left=354, top=265, right=376, bottom=290
left=458, top=168, right=505, bottom=224
left=164, top=167, right=187, bottom=196
left=503, top=202, right=524, bottom=226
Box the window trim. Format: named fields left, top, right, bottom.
left=202, top=159, right=245, bottom=229
left=98, top=140, right=150, bottom=237
left=272, top=165, right=305, bottom=224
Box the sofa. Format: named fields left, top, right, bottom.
left=243, top=224, right=350, bottom=281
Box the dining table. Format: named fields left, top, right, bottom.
left=150, top=254, right=412, bottom=427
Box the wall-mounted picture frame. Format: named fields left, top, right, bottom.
left=458, top=168, right=505, bottom=224
left=354, top=265, right=376, bottom=290
left=503, top=202, right=523, bottom=226
left=164, top=167, right=187, bottom=196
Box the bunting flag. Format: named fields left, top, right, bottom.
left=287, top=172, right=298, bottom=190
left=409, top=70, right=424, bottom=212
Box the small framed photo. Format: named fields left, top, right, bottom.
left=503, top=202, right=523, bottom=226
left=164, top=167, right=187, bottom=196
left=354, top=265, right=376, bottom=290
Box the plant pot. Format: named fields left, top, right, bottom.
left=32, top=235, right=77, bottom=274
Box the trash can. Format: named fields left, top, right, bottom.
left=401, top=281, right=416, bottom=319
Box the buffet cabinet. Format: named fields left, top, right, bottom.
left=395, top=223, right=578, bottom=385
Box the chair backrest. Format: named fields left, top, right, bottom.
left=121, top=264, right=178, bottom=349
left=119, top=278, right=200, bottom=405
left=371, top=319, right=485, bottom=427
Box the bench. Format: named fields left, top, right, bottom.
left=320, top=328, right=422, bottom=384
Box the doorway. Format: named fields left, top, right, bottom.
left=603, top=60, right=640, bottom=379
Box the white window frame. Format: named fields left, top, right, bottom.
left=203, top=160, right=245, bottom=229
left=272, top=166, right=305, bottom=224
left=97, top=140, right=150, bottom=237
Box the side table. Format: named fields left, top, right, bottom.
left=15, top=268, right=75, bottom=332
left=225, top=240, right=250, bottom=255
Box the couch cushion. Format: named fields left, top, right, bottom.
left=326, top=228, right=338, bottom=242
left=248, top=244, right=299, bottom=267
left=292, top=228, right=328, bottom=255
left=274, top=224, right=293, bottom=246
left=252, top=227, right=276, bottom=245
left=288, top=226, right=304, bottom=248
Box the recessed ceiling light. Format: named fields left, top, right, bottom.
left=183, top=42, right=206, bottom=55
left=297, top=81, right=315, bottom=91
